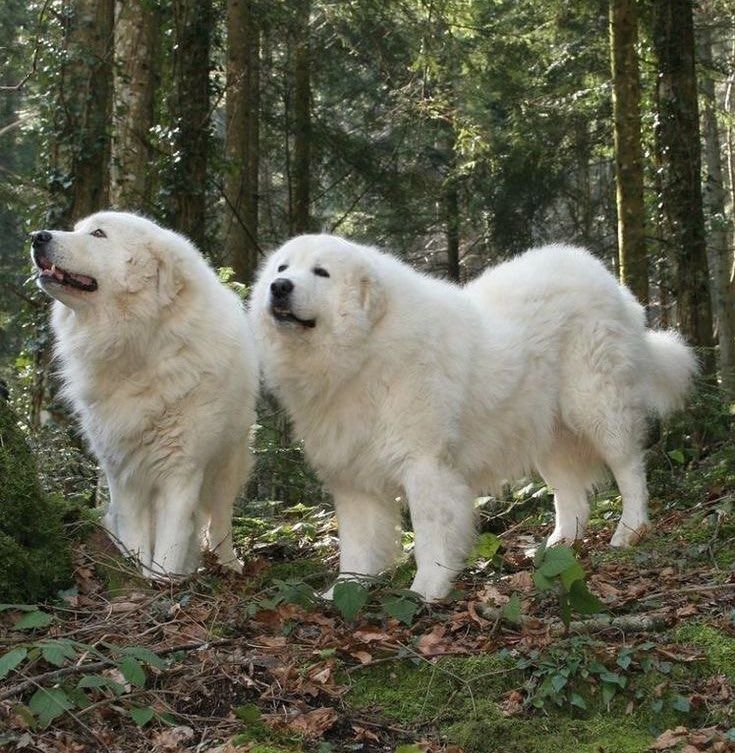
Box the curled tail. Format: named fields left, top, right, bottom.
left=643, top=330, right=698, bottom=417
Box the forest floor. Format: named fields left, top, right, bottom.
left=2, top=419, right=735, bottom=753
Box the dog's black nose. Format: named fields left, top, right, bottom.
left=32, top=230, right=52, bottom=247
left=271, top=278, right=294, bottom=298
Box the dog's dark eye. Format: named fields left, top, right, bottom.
left=277, top=264, right=288, bottom=272
left=91, top=229, right=106, bottom=238
left=313, top=267, right=330, bottom=278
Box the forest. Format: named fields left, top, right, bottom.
left=1, top=0, right=735, bottom=751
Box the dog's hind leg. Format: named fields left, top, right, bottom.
left=537, top=431, right=602, bottom=546
left=322, top=487, right=402, bottom=599
left=203, top=439, right=251, bottom=572
left=606, top=453, right=650, bottom=547
left=403, top=459, right=476, bottom=602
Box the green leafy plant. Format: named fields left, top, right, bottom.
left=514, top=638, right=692, bottom=715
left=532, top=543, right=605, bottom=627
left=0, top=629, right=176, bottom=729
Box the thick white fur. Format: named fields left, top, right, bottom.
left=34, top=211, right=258, bottom=577
left=250, top=236, right=697, bottom=601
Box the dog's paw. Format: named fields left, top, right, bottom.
left=610, top=519, right=650, bottom=548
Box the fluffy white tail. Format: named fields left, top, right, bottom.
left=643, top=330, right=698, bottom=417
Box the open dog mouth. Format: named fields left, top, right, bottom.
left=34, top=251, right=98, bottom=292
left=271, top=305, right=316, bottom=328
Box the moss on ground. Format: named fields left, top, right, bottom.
left=345, top=649, right=696, bottom=753
left=0, top=400, right=75, bottom=603
left=673, top=622, right=735, bottom=680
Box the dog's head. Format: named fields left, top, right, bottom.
left=30, top=211, right=188, bottom=316
left=251, top=234, right=387, bottom=346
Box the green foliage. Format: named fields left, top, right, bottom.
left=0, top=400, right=74, bottom=603
left=514, top=638, right=693, bottom=719
left=332, top=580, right=370, bottom=621
left=0, top=632, right=174, bottom=729
left=532, top=543, right=605, bottom=627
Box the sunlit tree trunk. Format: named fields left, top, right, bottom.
left=292, top=0, right=311, bottom=235
left=610, top=0, right=647, bottom=304
left=110, top=0, right=159, bottom=211
left=167, top=0, right=212, bottom=249
left=224, top=0, right=260, bottom=282
left=699, top=26, right=735, bottom=395
left=651, top=0, right=714, bottom=371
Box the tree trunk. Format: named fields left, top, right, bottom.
left=444, top=175, right=460, bottom=282
left=292, top=0, right=311, bottom=235
left=167, top=0, right=212, bottom=249
left=651, top=0, right=715, bottom=371
left=224, top=0, right=260, bottom=283
left=699, top=26, right=735, bottom=395
left=609, top=0, right=648, bottom=304
left=54, top=0, right=114, bottom=226
left=110, top=0, right=159, bottom=211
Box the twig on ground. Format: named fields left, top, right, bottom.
left=475, top=605, right=672, bottom=635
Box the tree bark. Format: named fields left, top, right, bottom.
left=699, top=26, right=735, bottom=396
left=651, top=0, right=715, bottom=370
left=110, top=0, right=159, bottom=211
left=292, top=0, right=311, bottom=235
left=444, top=175, right=460, bottom=282
left=609, top=0, right=648, bottom=304
left=224, top=0, right=260, bottom=283
left=54, top=0, right=115, bottom=226
left=167, top=0, right=212, bottom=249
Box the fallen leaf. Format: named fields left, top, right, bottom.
left=287, top=707, right=338, bottom=738
left=152, top=725, right=194, bottom=752
left=350, top=650, right=373, bottom=665
left=650, top=727, right=689, bottom=751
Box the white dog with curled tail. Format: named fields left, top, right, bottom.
left=31, top=211, right=259, bottom=578
left=250, top=234, right=696, bottom=603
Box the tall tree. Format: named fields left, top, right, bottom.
left=699, top=25, right=735, bottom=394
left=224, top=0, right=260, bottom=282
left=167, top=0, right=213, bottom=249
left=110, top=0, right=159, bottom=211
left=651, top=0, right=714, bottom=367
left=609, top=0, right=647, bottom=303
left=53, top=0, right=115, bottom=226
left=292, top=0, right=311, bottom=235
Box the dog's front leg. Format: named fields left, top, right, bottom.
left=403, top=458, right=475, bottom=602
left=150, top=470, right=204, bottom=577
left=322, top=486, right=402, bottom=599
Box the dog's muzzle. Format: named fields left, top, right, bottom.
left=269, top=277, right=315, bottom=328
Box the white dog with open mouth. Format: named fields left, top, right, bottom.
left=250, top=235, right=696, bottom=602
left=31, top=211, right=258, bottom=577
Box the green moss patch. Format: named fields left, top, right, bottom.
left=674, top=622, right=735, bottom=680
left=0, top=401, right=74, bottom=603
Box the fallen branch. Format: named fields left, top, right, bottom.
left=0, top=637, right=237, bottom=702
left=475, top=605, right=672, bottom=636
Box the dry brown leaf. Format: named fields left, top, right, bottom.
left=507, top=570, right=534, bottom=592
left=650, top=727, right=689, bottom=750
left=152, top=725, right=195, bottom=752
left=353, top=628, right=391, bottom=643
left=287, top=707, right=338, bottom=738
left=417, top=624, right=447, bottom=655
left=352, top=724, right=380, bottom=742
left=350, top=650, right=373, bottom=665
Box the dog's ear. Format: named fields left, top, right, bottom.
left=147, top=243, right=185, bottom=306
left=357, top=264, right=387, bottom=325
